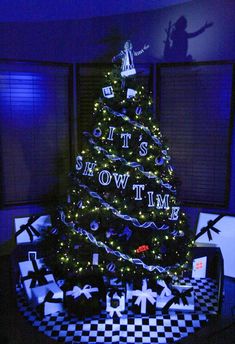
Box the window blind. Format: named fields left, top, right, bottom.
left=0, top=61, right=72, bottom=206
left=157, top=63, right=233, bottom=207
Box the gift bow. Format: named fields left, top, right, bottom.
left=132, top=279, right=157, bottom=313
left=195, top=215, right=223, bottom=241
left=16, top=215, right=41, bottom=241
left=22, top=259, right=50, bottom=288
left=162, top=287, right=193, bottom=313
left=156, top=280, right=172, bottom=297
left=70, top=285, right=99, bottom=299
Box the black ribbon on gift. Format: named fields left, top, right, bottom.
left=195, top=215, right=224, bottom=241
left=15, top=215, right=41, bottom=241
left=36, top=290, right=63, bottom=318
left=162, top=287, right=193, bottom=313
left=22, top=259, right=50, bottom=288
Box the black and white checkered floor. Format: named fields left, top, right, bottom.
left=16, top=278, right=218, bottom=344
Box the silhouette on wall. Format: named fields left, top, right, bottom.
left=163, top=16, right=213, bottom=62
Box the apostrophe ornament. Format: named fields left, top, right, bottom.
left=93, top=127, right=102, bottom=138
left=155, top=156, right=164, bottom=166
left=75, top=155, right=83, bottom=171
left=135, top=106, right=142, bottom=116
left=90, top=220, right=99, bottom=231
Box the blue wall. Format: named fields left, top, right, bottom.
left=0, top=0, right=235, bottom=253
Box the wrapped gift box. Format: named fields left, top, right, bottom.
left=106, top=289, right=125, bottom=318
left=156, top=285, right=194, bottom=313
left=19, top=258, right=55, bottom=300
left=31, top=282, right=64, bottom=317
left=15, top=215, right=52, bottom=244
left=129, top=279, right=157, bottom=315
left=195, top=212, right=235, bottom=278
left=192, top=256, right=207, bottom=278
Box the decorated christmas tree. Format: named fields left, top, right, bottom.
left=41, top=41, right=194, bottom=291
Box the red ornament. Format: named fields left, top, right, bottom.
left=136, top=245, right=149, bottom=253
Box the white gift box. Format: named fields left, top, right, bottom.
left=106, top=291, right=125, bottom=318
left=15, top=215, right=52, bottom=244
left=31, top=282, right=64, bottom=317
left=156, top=285, right=194, bottom=312
left=19, top=258, right=55, bottom=300
left=195, top=212, right=235, bottom=278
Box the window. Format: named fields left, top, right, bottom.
left=0, top=61, right=73, bottom=206
left=157, top=63, right=233, bottom=207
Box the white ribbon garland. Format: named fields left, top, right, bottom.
left=67, top=284, right=98, bottom=299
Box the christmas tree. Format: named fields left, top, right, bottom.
left=42, top=41, right=193, bottom=288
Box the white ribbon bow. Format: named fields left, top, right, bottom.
left=157, top=279, right=172, bottom=297
left=132, top=279, right=157, bottom=313
left=68, top=284, right=98, bottom=299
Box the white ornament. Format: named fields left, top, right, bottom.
left=169, top=206, right=180, bottom=220
left=82, top=162, right=96, bottom=176
left=156, top=194, right=169, bottom=209
left=139, top=134, right=143, bottom=141
left=113, top=173, right=130, bottom=189
left=102, top=86, right=114, bottom=98
left=121, top=133, right=131, bottom=148
left=75, top=155, right=83, bottom=171
left=133, top=184, right=145, bottom=200
left=139, top=142, right=148, bottom=156
left=107, top=126, right=116, bottom=141
left=127, top=88, right=137, bottom=99
left=98, top=170, right=112, bottom=186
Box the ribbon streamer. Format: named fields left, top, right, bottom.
left=60, top=211, right=181, bottom=274
left=83, top=132, right=176, bottom=193
left=195, top=215, right=223, bottom=241
left=79, top=182, right=169, bottom=231
left=104, top=105, right=163, bottom=147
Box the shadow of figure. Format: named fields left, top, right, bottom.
left=163, top=16, right=213, bottom=62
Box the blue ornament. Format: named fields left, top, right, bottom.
left=90, top=220, right=99, bottom=231
left=50, top=227, right=58, bottom=235
left=155, top=156, right=164, bottom=166
left=107, top=262, right=116, bottom=272
left=93, top=127, right=102, bottom=138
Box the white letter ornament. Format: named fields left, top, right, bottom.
left=107, top=126, right=116, bottom=141
left=121, top=133, right=131, bottom=148
left=133, top=184, right=145, bottom=200
left=139, top=142, right=148, bottom=156
left=156, top=194, right=169, bottom=209
left=127, top=88, right=137, bottom=99
left=113, top=173, right=130, bottom=189
left=169, top=206, right=180, bottom=220
left=83, top=162, right=96, bottom=176
left=98, top=170, right=112, bottom=186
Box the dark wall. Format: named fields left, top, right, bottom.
left=0, top=0, right=235, bottom=253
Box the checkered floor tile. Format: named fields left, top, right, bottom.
left=16, top=278, right=218, bottom=344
